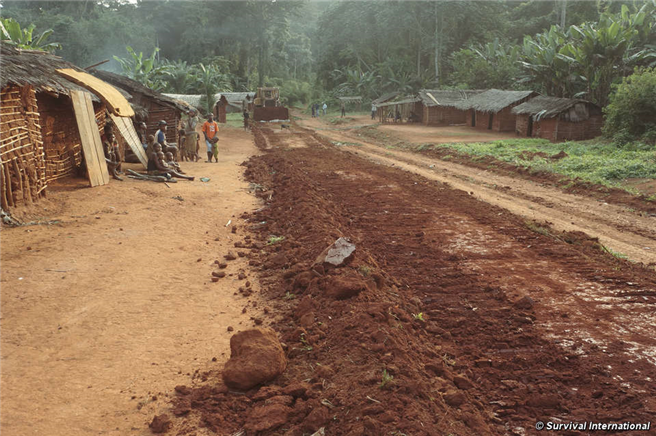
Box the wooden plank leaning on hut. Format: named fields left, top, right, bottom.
left=70, top=90, right=110, bottom=187
left=56, top=68, right=135, bottom=117
left=110, top=114, right=147, bottom=168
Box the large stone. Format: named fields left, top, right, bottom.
left=222, top=328, right=287, bottom=390
left=314, top=237, right=356, bottom=267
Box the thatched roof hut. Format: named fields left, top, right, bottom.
left=452, top=89, right=538, bottom=132
left=163, top=93, right=202, bottom=111
left=416, top=89, right=483, bottom=126
left=511, top=96, right=603, bottom=142
left=91, top=70, right=187, bottom=144
left=1, top=44, right=112, bottom=208
left=376, top=96, right=422, bottom=123
left=511, top=96, right=597, bottom=120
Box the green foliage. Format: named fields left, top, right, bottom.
left=0, top=17, right=61, bottom=52
left=604, top=68, right=656, bottom=145
left=449, top=39, right=522, bottom=89
left=113, top=46, right=170, bottom=91
left=280, top=80, right=314, bottom=106
left=412, top=312, right=425, bottom=322
left=432, top=138, right=656, bottom=190
left=267, top=235, right=285, bottom=245
left=379, top=369, right=394, bottom=389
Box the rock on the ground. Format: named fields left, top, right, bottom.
left=314, top=237, right=356, bottom=267
left=222, top=328, right=287, bottom=390
left=514, top=295, right=535, bottom=310
left=149, top=414, right=171, bottom=434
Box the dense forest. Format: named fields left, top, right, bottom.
left=2, top=0, right=655, bottom=110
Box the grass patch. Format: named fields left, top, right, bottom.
left=431, top=138, right=656, bottom=191
left=525, top=220, right=551, bottom=236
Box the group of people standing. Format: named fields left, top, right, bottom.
left=311, top=102, right=327, bottom=117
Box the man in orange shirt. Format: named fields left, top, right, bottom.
left=202, top=113, right=219, bottom=163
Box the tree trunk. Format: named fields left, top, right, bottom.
left=258, top=35, right=264, bottom=87
left=434, top=2, right=439, bottom=84
left=560, top=0, right=567, bottom=28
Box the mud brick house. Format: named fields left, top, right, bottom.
left=417, top=89, right=483, bottom=126
left=376, top=96, right=422, bottom=123
left=0, top=44, right=108, bottom=208
left=512, top=96, right=603, bottom=142
left=455, top=89, right=538, bottom=132
left=91, top=70, right=187, bottom=146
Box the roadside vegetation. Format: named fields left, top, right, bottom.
left=422, top=139, right=656, bottom=191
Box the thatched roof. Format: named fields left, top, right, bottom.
left=376, top=96, right=420, bottom=108
left=453, top=89, right=537, bottom=112
left=417, top=89, right=484, bottom=108
left=372, top=92, right=400, bottom=106
left=90, top=69, right=187, bottom=112
left=0, top=44, right=101, bottom=101
left=511, top=96, right=598, bottom=119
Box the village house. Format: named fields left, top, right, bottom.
left=511, top=96, right=603, bottom=142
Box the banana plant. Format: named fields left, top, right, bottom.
left=0, top=18, right=61, bottom=52
left=195, top=63, right=232, bottom=114
left=113, top=46, right=171, bottom=91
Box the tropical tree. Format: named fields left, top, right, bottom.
left=113, top=46, right=171, bottom=91
left=160, top=60, right=197, bottom=94
left=0, top=17, right=61, bottom=52
left=195, top=63, right=232, bottom=114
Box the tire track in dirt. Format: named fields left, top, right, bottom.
left=311, top=127, right=656, bottom=268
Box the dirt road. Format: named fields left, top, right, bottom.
left=297, top=114, right=656, bottom=267
left=168, top=124, right=656, bottom=435
left=1, top=127, right=262, bottom=436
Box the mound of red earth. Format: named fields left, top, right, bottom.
left=159, top=127, right=656, bottom=435
left=222, top=328, right=287, bottom=391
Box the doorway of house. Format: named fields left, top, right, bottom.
left=527, top=116, right=534, bottom=136
left=488, top=113, right=494, bottom=130
left=471, top=110, right=476, bottom=127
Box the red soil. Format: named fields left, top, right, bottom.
left=165, top=125, right=656, bottom=435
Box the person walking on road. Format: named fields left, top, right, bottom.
left=340, top=101, right=346, bottom=118
left=371, top=103, right=376, bottom=120
left=322, top=102, right=327, bottom=116
left=202, top=113, right=220, bottom=163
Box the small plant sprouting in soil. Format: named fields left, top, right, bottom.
left=412, top=312, right=425, bottom=322
left=284, top=291, right=296, bottom=300
left=600, top=244, right=628, bottom=260
left=358, top=265, right=371, bottom=277
left=442, top=354, right=456, bottom=367
left=267, top=235, right=285, bottom=245
left=379, top=369, right=394, bottom=389
left=299, top=333, right=313, bottom=352
left=525, top=220, right=551, bottom=237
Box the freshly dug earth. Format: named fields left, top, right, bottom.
left=165, top=125, right=656, bottom=435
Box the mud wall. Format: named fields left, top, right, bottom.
left=1, top=85, right=47, bottom=208
left=422, top=106, right=467, bottom=126
left=146, top=102, right=180, bottom=146
left=535, top=116, right=603, bottom=142
left=37, top=93, right=84, bottom=183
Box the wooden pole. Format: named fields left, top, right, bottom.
left=84, top=59, right=110, bottom=70
left=4, top=162, right=14, bottom=207
left=0, top=162, right=9, bottom=210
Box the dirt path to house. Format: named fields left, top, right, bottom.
left=295, top=113, right=656, bottom=267
left=1, top=127, right=263, bottom=436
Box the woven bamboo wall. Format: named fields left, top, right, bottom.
left=146, top=102, right=180, bottom=146
left=38, top=93, right=84, bottom=182
left=1, top=85, right=47, bottom=209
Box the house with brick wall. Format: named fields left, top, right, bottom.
left=417, top=89, right=483, bottom=126
left=511, top=96, right=603, bottom=142
left=454, top=89, right=538, bottom=132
